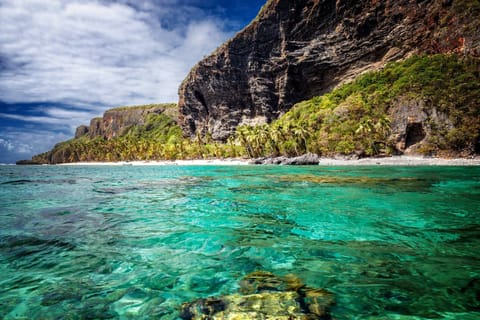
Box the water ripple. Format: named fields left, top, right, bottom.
left=0, top=165, right=479, bottom=319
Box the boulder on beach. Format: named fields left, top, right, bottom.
left=283, top=153, right=320, bottom=165
left=251, top=153, right=319, bottom=165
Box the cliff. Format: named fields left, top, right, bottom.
left=75, top=104, right=178, bottom=140
left=178, top=0, right=480, bottom=141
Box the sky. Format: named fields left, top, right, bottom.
left=0, top=0, right=266, bottom=163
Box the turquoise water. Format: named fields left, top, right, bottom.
left=0, top=165, right=479, bottom=319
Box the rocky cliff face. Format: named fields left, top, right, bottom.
left=178, top=0, right=480, bottom=140
left=75, top=104, right=177, bottom=140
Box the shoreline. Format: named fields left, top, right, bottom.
left=57, top=158, right=251, bottom=166
left=55, top=156, right=480, bottom=166
left=316, top=156, right=480, bottom=166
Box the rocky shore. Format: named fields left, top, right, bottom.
left=250, top=153, right=480, bottom=166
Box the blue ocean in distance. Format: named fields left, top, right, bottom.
left=0, top=164, right=479, bottom=319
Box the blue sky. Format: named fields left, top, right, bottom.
left=0, top=0, right=266, bottom=163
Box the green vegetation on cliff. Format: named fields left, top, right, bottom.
left=32, top=105, right=242, bottom=164
left=235, top=54, right=480, bottom=158
left=109, top=103, right=179, bottom=119
left=35, top=113, right=182, bottom=163
left=30, top=54, right=479, bottom=164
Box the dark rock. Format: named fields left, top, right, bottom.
left=442, top=0, right=453, bottom=7
left=250, top=156, right=288, bottom=165
left=283, top=153, right=319, bottom=165
left=251, top=153, right=319, bottom=165
left=178, top=0, right=480, bottom=141
left=74, top=125, right=89, bottom=139
left=249, top=158, right=269, bottom=165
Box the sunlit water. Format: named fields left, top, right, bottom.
left=0, top=165, right=479, bottom=319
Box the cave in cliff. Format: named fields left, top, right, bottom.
left=405, top=123, right=426, bottom=149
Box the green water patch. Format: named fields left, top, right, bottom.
left=277, top=174, right=435, bottom=194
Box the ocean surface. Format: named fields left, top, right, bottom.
left=0, top=165, right=479, bottom=319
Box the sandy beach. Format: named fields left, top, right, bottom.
left=58, top=158, right=251, bottom=166
left=57, top=156, right=480, bottom=166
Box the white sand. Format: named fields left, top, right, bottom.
left=57, top=156, right=480, bottom=166
left=58, top=158, right=250, bottom=166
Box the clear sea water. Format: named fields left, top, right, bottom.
left=0, top=165, right=479, bottom=319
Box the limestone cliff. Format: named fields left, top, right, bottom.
left=75, top=104, right=177, bottom=140
left=178, top=0, right=480, bottom=140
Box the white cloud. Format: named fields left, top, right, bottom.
left=0, top=138, right=15, bottom=151
left=0, top=107, right=97, bottom=130
left=0, top=0, right=232, bottom=107
left=0, top=0, right=240, bottom=163
left=0, top=127, right=71, bottom=159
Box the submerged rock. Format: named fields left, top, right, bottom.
left=180, top=271, right=334, bottom=319
left=239, top=271, right=305, bottom=294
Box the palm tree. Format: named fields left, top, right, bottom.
left=292, top=123, right=310, bottom=155
left=355, top=118, right=374, bottom=136
left=226, top=136, right=239, bottom=158
left=236, top=125, right=255, bottom=158
left=374, top=116, right=391, bottom=138
left=355, top=116, right=391, bottom=155
left=267, top=125, right=282, bottom=156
